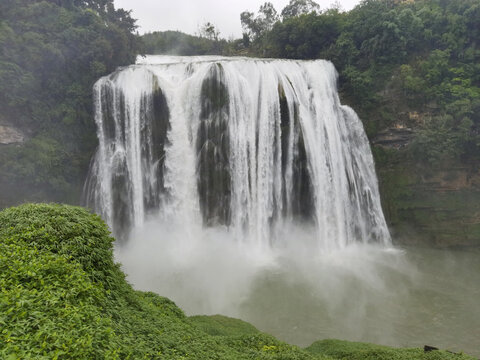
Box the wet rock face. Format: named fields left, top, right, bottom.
left=143, top=86, right=170, bottom=213
left=278, top=87, right=314, bottom=222
left=85, top=74, right=172, bottom=240
left=195, top=75, right=316, bottom=227
left=111, top=156, right=133, bottom=238
left=378, top=163, right=480, bottom=248
left=372, top=124, right=480, bottom=248
left=196, top=64, right=231, bottom=226
left=0, top=125, right=25, bottom=145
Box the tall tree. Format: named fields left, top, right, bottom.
left=241, top=2, right=279, bottom=42
left=198, top=22, right=220, bottom=41
left=281, top=0, right=320, bottom=19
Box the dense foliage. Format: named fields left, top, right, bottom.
left=0, top=0, right=139, bottom=207
left=243, top=0, right=480, bottom=166
left=0, top=204, right=475, bottom=359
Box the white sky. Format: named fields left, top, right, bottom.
left=114, top=0, right=362, bottom=38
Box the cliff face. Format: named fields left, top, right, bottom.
left=368, top=90, right=480, bottom=248
left=376, top=152, right=480, bottom=248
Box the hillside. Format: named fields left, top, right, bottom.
left=0, top=0, right=139, bottom=207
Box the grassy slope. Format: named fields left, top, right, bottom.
left=0, top=204, right=475, bottom=359
left=306, top=340, right=474, bottom=360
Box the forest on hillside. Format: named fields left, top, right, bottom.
left=0, top=0, right=139, bottom=206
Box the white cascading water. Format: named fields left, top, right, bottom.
left=84, top=55, right=390, bottom=251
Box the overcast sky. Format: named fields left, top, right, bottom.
left=114, top=0, right=362, bottom=38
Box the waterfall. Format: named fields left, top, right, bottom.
left=84, top=55, right=391, bottom=250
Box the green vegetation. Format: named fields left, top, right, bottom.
left=307, top=339, right=474, bottom=360
left=0, top=204, right=476, bottom=359
left=0, top=0, right=139, bottom=208
left=189, top=315, right=260, bottom=337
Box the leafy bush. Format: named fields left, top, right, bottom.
left=189, top=315, right=260, bottom=337
left=0, top=204, right=118, bottom=287
left=0, top=243, right=118, bottom=359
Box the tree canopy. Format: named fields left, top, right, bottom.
left=241, top=2, right=280, bottom=42
left=281, top=0, right=320, bottom=19
left=0, top=0, right=140, bottom=207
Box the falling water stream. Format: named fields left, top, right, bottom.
left=84, top=56, right=480, bottom=356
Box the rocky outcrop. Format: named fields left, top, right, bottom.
left=372, top=127, right=414, bottom=149
left=196, top=63, right=231, bottom=226
left=0, top=125, right=25, bottom=145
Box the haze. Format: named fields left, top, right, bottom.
left=113, top=0, right=362, bottom=38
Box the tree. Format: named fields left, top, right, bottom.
left=241, top=2, right=279, bottom=42
left=198, top=22, right=220, bottom=41
left=259, top=2, right=280, bottom=30
left=240, top=11, right=257, bottom=41
left=281, top=0, right=320, bottom=19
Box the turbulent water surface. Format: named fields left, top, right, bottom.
left=85, top=56, right=479, bottom=357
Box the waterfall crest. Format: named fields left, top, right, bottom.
left=84, top=55, right=391, bottom=250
